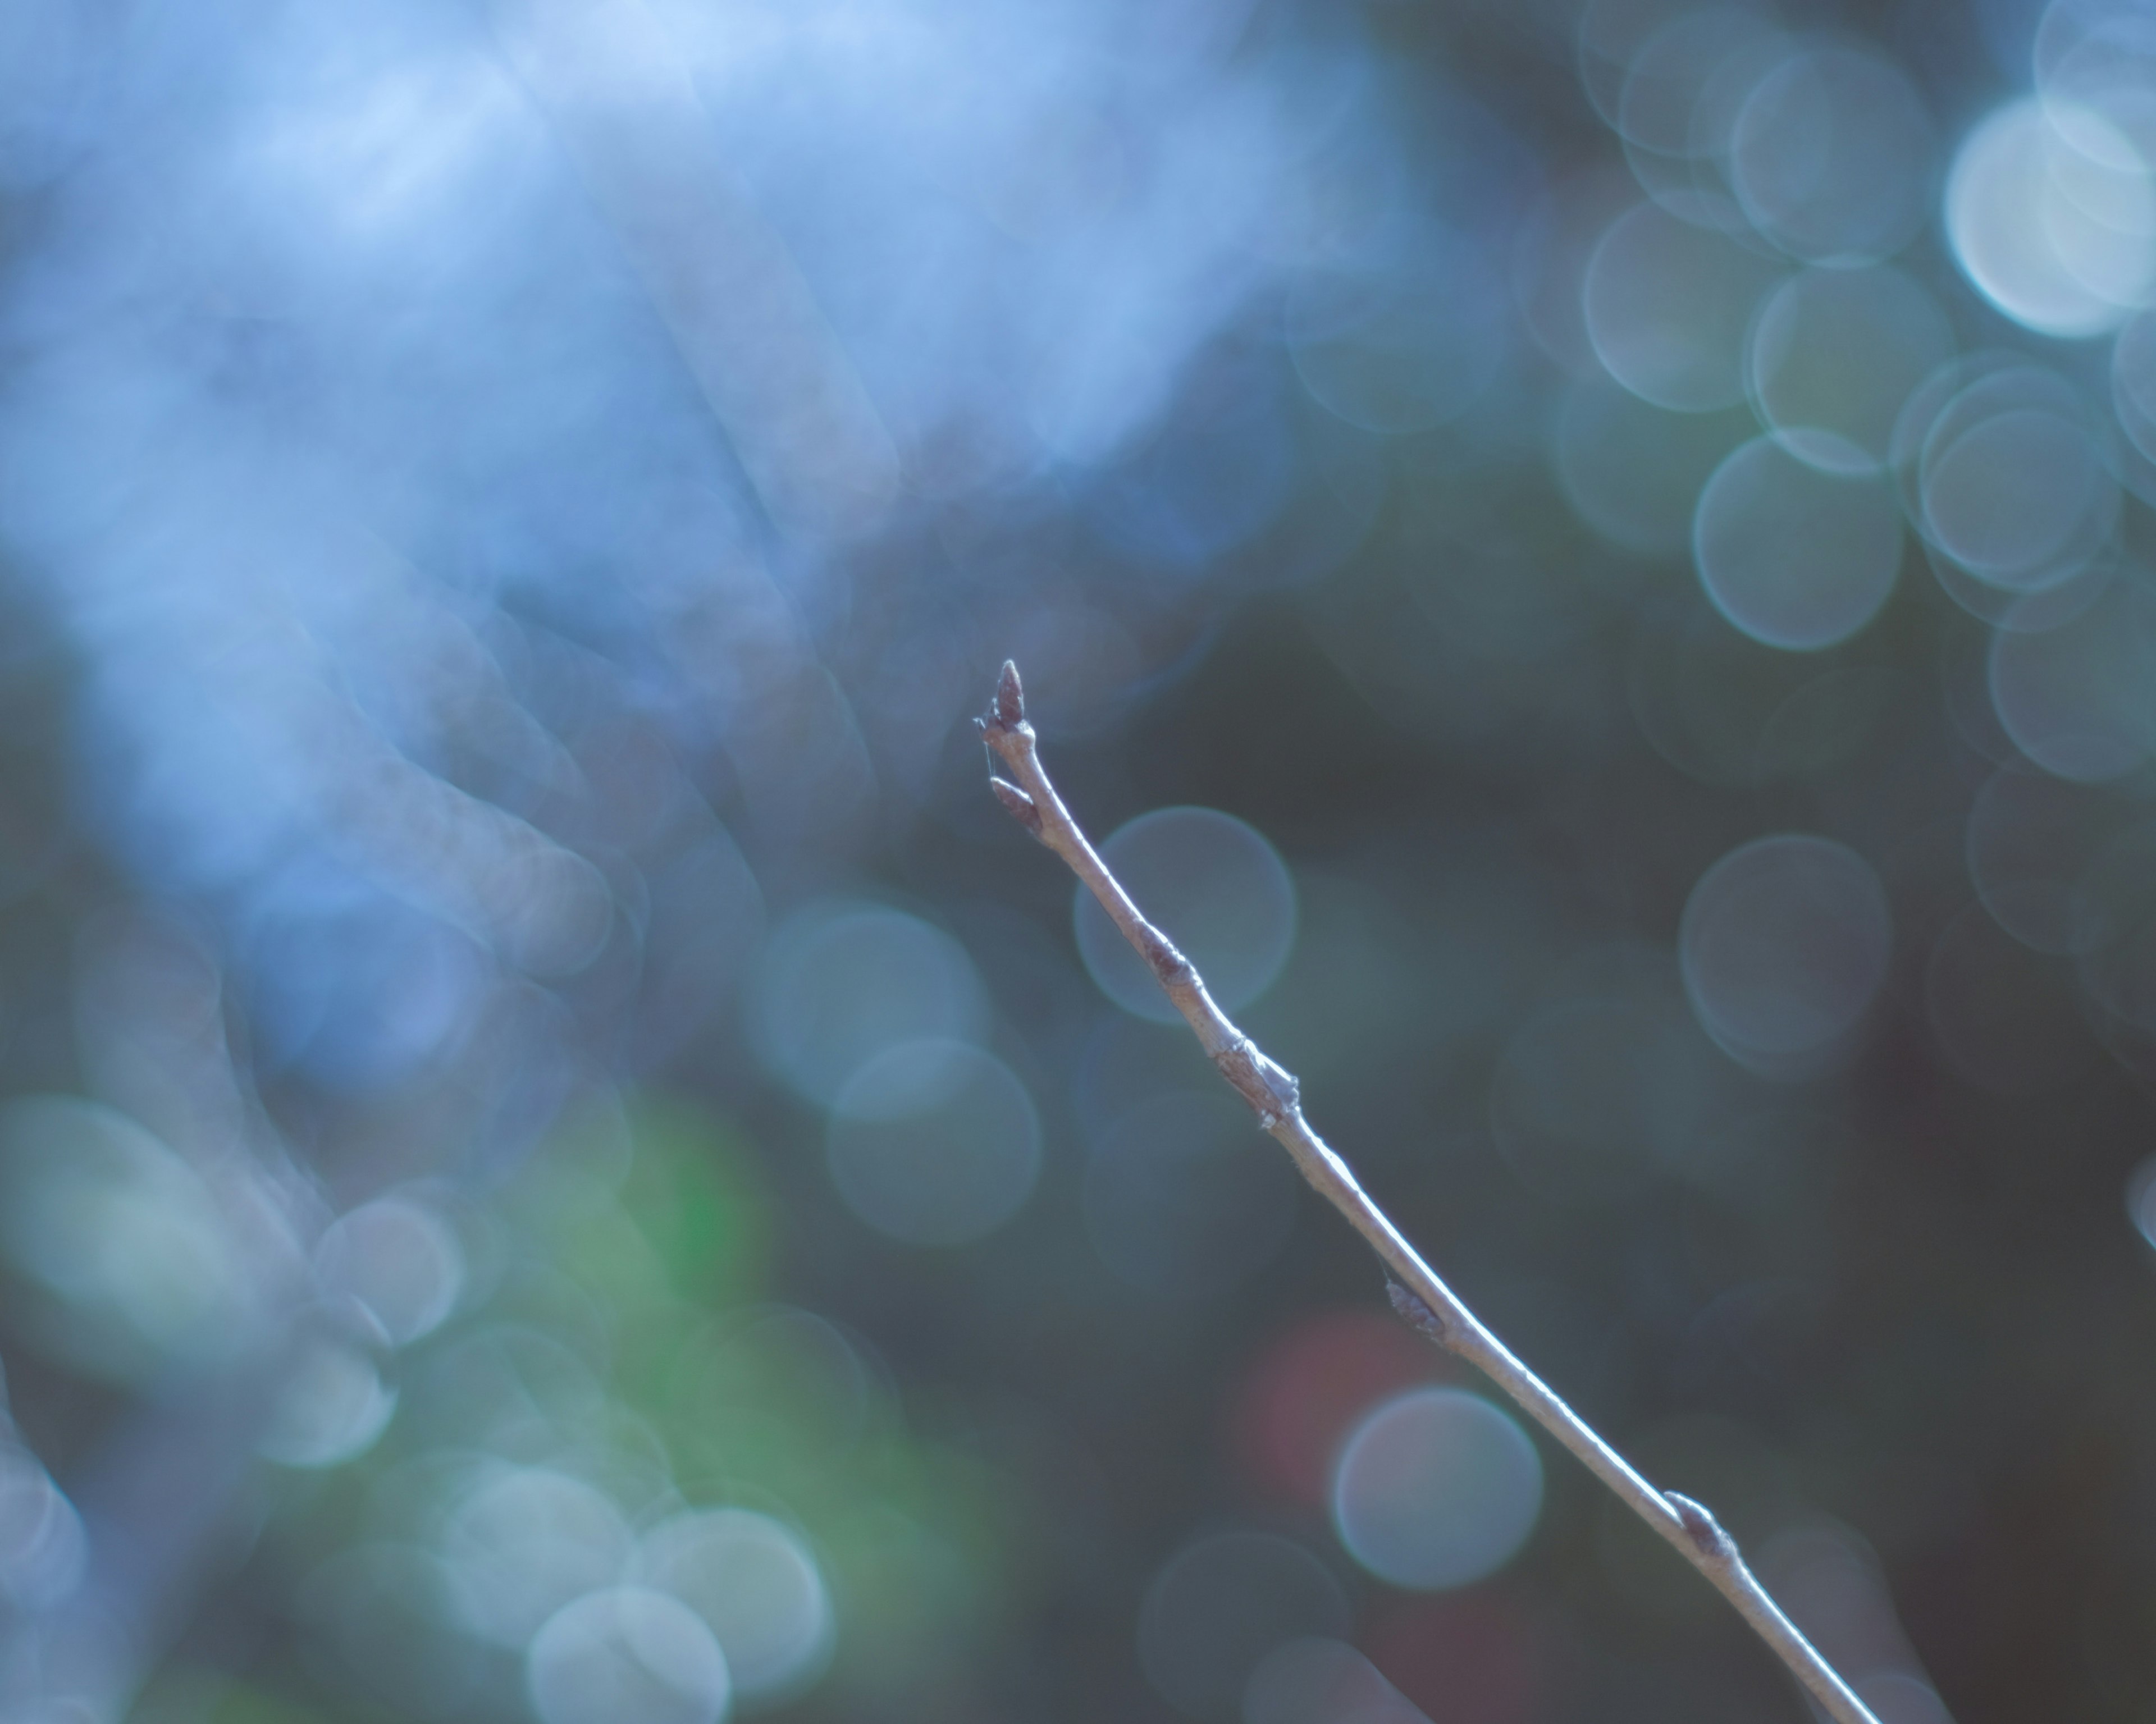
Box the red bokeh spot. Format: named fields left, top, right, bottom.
left=1228, top=1306, right=1458, bottom=1507
left=1365, top=1594, right=1540, bottom=1724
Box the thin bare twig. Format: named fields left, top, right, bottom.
left=977, top=661, right=1881, bottom=1724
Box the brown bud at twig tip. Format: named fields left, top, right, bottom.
left=1387, top=1279, right=1447, bottom=1341
left=990, top=777, right=1044, bottom=838
left=993, top=660, right=1025, bottom=729
left=1668, top=1493, right=1729, bottom=1559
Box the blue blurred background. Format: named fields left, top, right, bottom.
left=1, top=0, right=2154, bottom=1719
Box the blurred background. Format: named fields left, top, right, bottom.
left=0, top=0, right=2152, bottom=1720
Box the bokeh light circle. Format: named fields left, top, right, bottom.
left=1988, top=566, right=2156, bottom=781
left=526, top=1587, right=730, bottom=1724
left=1228, top=1307, right=1448, bottom=1509
left=258, top=1335, right=397, bottom=1468
left=1747, top=267, right=1954, bottom=470
left=1612, top=9, right=1785, bottom=234
left=1616, top=10, right=1773, bottom=162
left=1728, top=46, right=1936, bottom=264
left=1583, top=202, right=1784, bottom=411
left=0, top=1095, right=257, bottom=1378
left=1075, top=808, right=1295, bottom=1023
left=1680, top=835, right=1891, bottom=1071
left=2034, top=0, right=2156, bottom=141
left=1917, top=368, right=2118, bottom=593
left=1513, top=164, right=1647, bottom=374
left=827, top=1040, right=1040, bottom=1247
left=1891, top=349, right=2019, bottom=514
left=1243, top=1637, right=1429, bottom=1724
left=1553, top=379, right=1748, bottom=555
left=636, top=1508, right=833, bottom=1700
left=1945, top=97, right=2156, bottom=337
left=1693, top=437, right=1901, bottom=650
left=1576, top=0, right=1681, bottom=131
left=1138, top=1529, right=1349, bottom=1719
left=751, top=902, right=988, bottom=1103
left=1928, top=411, right=2111, bottom=587
left=1928, top=544, right=2120, bottom=636
left=1330, top=1388, right=1542, bottom=1590
left=314, top=1193, right=465, bottom=1345
left=444, top=1465, right=634, bottom=1648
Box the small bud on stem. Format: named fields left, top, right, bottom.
left=990, top=777, right=1044, bottom=838
left=1387, top=1279, right=1447, bottom=1341
left=1669, top=1494, right=1731, bottom=1560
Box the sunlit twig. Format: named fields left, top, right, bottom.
left=976, top=660, right=1881, bottom=1724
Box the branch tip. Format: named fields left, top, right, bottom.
left=966, top=665, right=1880, bottom=1724
left=992, top=660, right=1025, bottom=730
left=990, top=776, right=1044, bottom=838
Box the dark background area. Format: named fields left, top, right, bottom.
left=0, top=0, right=2152, bottom=1721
